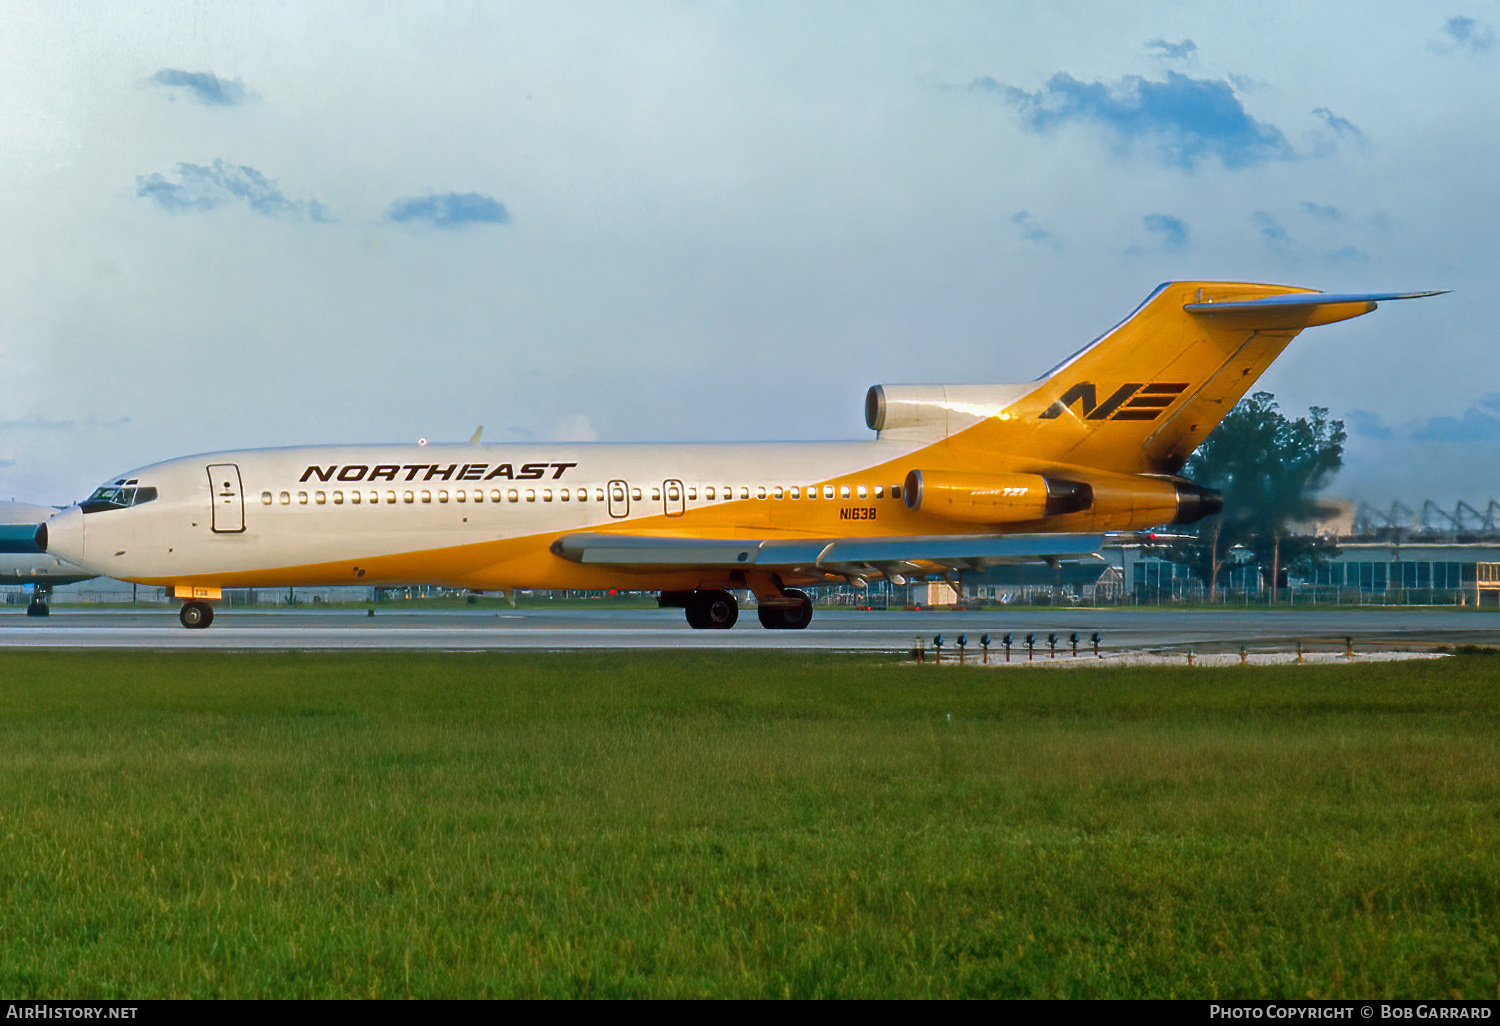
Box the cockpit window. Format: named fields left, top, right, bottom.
left=81, top=485, right=158, bottom=514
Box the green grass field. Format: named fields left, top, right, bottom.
left=0, top=651, right=1496, bottom=998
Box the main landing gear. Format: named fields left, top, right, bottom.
left=659, top=589, right=738, bottom=629
left=756, top=589, right=813, bottom=630
left=25, top=586, right=51, bottom=617
left=659, top=587, right=814, bottom=630
left=179, top=601, right=215, bottom=629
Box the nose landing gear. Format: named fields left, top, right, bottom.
left=178, top=601, right=215, bottom=629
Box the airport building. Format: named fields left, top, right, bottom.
left=1111, top=499, right=1500, bottom=607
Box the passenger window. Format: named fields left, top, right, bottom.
left=543, top=489, right=553, bottom=502
left=631, top=487, right=642, bottom=501
left=279, top=491, right=291, bottom=505
left=474, top=490, right=485, bottom=503
left=687, top=487, right=697, bottom=501
left=651, top=487, right=661, bottom=501
left=774, top=486, right=784, bottom=499
left=438, top=490, right=448, bottom=503
left=739, top=487, right=749, bottom=500
left=420, top=490, right=431, bottom=503
left=578, top=488, right=588, bottom=502
left=856, top=485, right=867, bottom=499
left=723, top=486, right=732, bottom=500
left=315, top=491, right=326, bottom=504
left=874, top=485, right=883, bottom=499
left=297, top=491, right=308, bottom=504
left=526, top=489, right=536, bottom=502
left=756, top=486, right=766, bottom=499
left=351, top=492, right=361, bottom=504
left=790, top=486, right=800, bottom=499
left=403, top=491, right=414, bottom=503
left=456, top=490, right=466, bottom=502
left=385, top=491, right=397, bottom=504
left=891, top=485, right=902, bottom=499
left=261, top=492, right=273, bottom=505
left=560, top=489, right=570, bottom=501
left=705, top=486, right=715, bottom=500
left=595, top=488, right=606, bottom=502
left=508, top=489, right=519, bottom=503
left=823, top=486, right=835, bottom=499
left=333, top=491, right=344, bottom=504
left=491, top=489, right=503, bottom=502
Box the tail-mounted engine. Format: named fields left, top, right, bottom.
left=902, top=468, right=1221, bottom=529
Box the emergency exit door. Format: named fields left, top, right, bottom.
left=208, top=464, right=245, bottom=533
left=607, top=479, right=630, bottom=519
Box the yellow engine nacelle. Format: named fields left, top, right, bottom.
left=903, top=468, right=1222, bottom=530
left=902, top=470, right=1091, bottom=524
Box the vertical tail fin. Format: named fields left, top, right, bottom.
left=949, top=281, right=1443, bottom=475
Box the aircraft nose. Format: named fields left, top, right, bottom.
left=44, top=507, right=86, bottom=566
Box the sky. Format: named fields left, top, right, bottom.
left=2, top=0, right=1497, bottom=507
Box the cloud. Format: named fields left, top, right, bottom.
left=0, top=416, right=130, bottom=431
left=1442, top=15, right=1494, bottom=51
left=0, top=418, right=76, bottom=430
left=149, top=69, right=254, bottom=106
left=990, top=70, right=1293, bottom=169
left=135, top=160, right=333, bottom=221
left=1306, top=107, right=1367, bottom=157
left=1143, top=213, right=1188, bottom=250
left=1251, top=211, right=1294, bottom=246
left=1412, top=395, right=1500, bottom=441
left=1347, top=410, right=1394, bottom=440
left=1300, top=201, right=1342, bottom=221
left=552, top=414, right=600, bottom=442
left=1327, top=245, right=1369, bottom=263
left=1010, top=210, right=1056, bottom=244
left=1145, top=39, right=1197, bottom=64
left=386, top=192, right=510, bottom=229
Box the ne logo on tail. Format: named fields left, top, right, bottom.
left=1039, top=382, right=1189, bottom=422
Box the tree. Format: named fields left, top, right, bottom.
left=1167, top=392, right=1346, bottom=601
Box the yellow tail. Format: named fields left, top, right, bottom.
left=947, top=281, right=1439, bottom=476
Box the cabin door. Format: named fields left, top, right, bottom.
left=207, top=464, right=246, bottom=533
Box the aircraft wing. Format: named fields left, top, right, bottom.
left=550, top=532, right=1107, bottom=581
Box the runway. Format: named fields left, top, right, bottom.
left=1, top=606, right=1497, bottom=653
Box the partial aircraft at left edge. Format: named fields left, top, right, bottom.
left=0, top=501, right=95, bottom=615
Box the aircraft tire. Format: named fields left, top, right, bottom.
left=757, top=589, right=813, bottom=630
left=686, top=589, right=738, bottom=629
left=179, top=601, right=215, bottom=630
left=25, top=601, right=49, bottom=617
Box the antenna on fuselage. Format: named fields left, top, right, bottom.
left=469, top=426, right=483, bottom=445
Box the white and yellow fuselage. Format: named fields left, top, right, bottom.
left=41, top=281, right=1442, bottom=623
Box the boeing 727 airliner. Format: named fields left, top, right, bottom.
left=39, top=281, right=1442, bottom=629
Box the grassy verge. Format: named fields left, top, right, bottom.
left=0, top=651, right=1496, bottom=998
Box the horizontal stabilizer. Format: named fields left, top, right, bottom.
left=1183, top=289, right=1446, bottom=329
